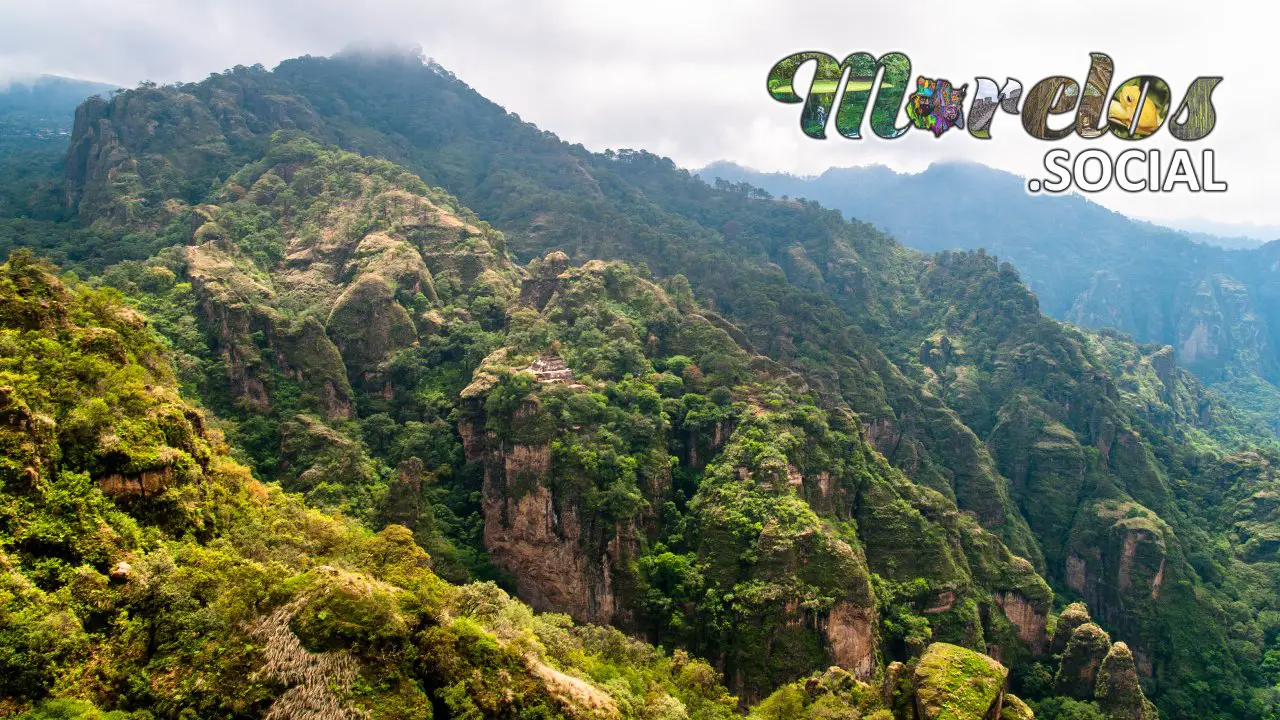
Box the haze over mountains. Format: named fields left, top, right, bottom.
left=0, top=74, right=119, bottom=219
left=698, top=160, right=1280, bottom=431
left=0, top=74, right=116, bottom=129
left=2, top=50, right=1280, bottom=720
left=1152, top=217, right=1279, bottom=249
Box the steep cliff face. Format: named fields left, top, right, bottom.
left=0, top=252, right=760, bottom=719
left=52, top=130, right=1071, bottom=708
left=186, top=243, right=354, bottom=419
left=461, top=405, right=629, bottom=626
left=822, top=601, right=878, bottom=679
left=452, top=261, right=901, bottom=698
left=992, top=591, right=1049, bottom=656
left=1064, top=503, right=1171, bottom=633
left=989, top=396, right=1086, bottom=567
left=1174, top=275, right=1272, bottom=378
left=64, top=72, right=330, bottom=225
left=1086, top=334, right=1237, bottom=441
left=1067, top=271, right=1143, bottom=339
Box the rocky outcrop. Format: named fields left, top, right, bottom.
left=187, top=244, right=355, bottom=419
left=912, top=642, right=1008, bottom=720
left=1055, top=622, right=1112, bottom=699
left=1095, top=642, right=1158, bottom=720
left=791, top=644, right=1034, bottom=720
left=465, top=412, right=627, bottom=627
left=1051, top=602, right=1092, bottom=654
left=519, top=251, right=570, bottom=310
left=186, top=244, right=276, bottom=411
left=64, top=77, right=332, bottom=224
left=883, top=660, right=908, bottom=710
left=326, top=273, right=418, bottom=385
left=524, top=354, right=576, bottom=385
left=685, top=418, right=730, bottom=470
left=1063, top=502, right=1171, bottom=641
left=349, top=231, right=437, bottom=302
left=273, top=317, right=354, bottom=421
left=1148, top=345, right=1177, bottom=391
left=1000, top=694, right=1035, bottom=720
left=98, top=465, right=175, bottom=497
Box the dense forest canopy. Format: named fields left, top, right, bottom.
left=695, top=161, right=1280, bottom=432
left=0, top=48, right=1278, bottom=720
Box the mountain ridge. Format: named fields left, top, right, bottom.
left=2, top=48, right=1278, bottom=718
left=695, top=160, right=1280, bottom=433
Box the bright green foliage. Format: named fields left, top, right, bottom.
left=1033, top=698, right=1109, bottom=720
left=747, top=666, right=888, bottom=720
left=696, top=161, right=1280, bottom=433
left=3, top=47, right=1280, bottom=719
left=1003, top=694, right=1037, bottom=720
left=0, top=254, right=743, bottom=719
left=59, top=121, right=1051, bottom=699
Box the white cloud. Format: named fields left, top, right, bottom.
left=0, top=0, right=1271, bottom=225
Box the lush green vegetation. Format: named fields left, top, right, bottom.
left=696, top=161, right=1280, bottom=432
left=3, top=48, right=1280, bottom=719
left=0, top=251, right=747, bottom=719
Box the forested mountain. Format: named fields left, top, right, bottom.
left=2, top=48, right=1279, bottom=720
left=695, top=161, right=1280, bottom=432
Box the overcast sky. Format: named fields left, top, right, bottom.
left=0, top=0, right=1272, bottom=228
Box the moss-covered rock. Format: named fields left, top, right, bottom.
left=1095, top=642, right=1157, bottom=720
left=326, top=272, right=417, bottom=382
left=1051, top=602, right=1092, bottom=655
left=287, top=565, right=410, bottom=653
left=1000, top=693, right=1035, bottom=720
left=912, top=642, right=1008, bottom=720
left=1054, top=623, right=1112, bottom=699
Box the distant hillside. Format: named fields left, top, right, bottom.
left=1154, top=216, right=1280, bottom=249
left=697, top=160, right=1280, bottom=430
left=1179, top=230, right=1267, bottom=250
left=0, top=75, right=119, bottom=218
left=0, top=74, right=118, bottom=126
